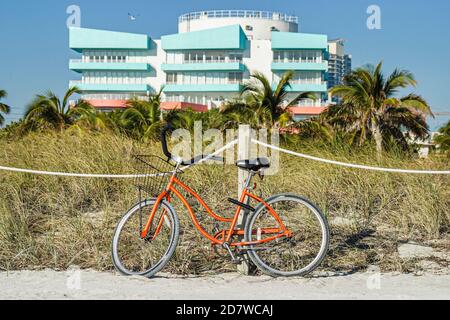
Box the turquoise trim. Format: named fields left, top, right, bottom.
left=161, top=63, right=245, bottom=72
left=162, top=25, right=247, bottom=50
left=272, top=62, right=328, bottom=71
left=164, top=84, right=242, bottom=93
left=69, top=82, right=152, bottom=92
left=273, top=83, right=328, bottom=92
left=289, top=83, right=328, bottom=92
left=69, top=61, right=152, bottom=73
left=69, top=28, right=151, bottom=52
left=272, top=32, right=328, bottom=50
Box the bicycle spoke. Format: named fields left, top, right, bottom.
left=113, top=201, right=178, bottom=276
left=246, top=195, right=329, bottom=276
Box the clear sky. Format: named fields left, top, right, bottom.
left=1, top=0, right=449, bottom=129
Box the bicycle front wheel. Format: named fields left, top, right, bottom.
left=245, top=194, right=330, bottom=277
left=112, top=199, right=179, bottom=278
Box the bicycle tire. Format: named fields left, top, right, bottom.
left=244, top=194, right=330, bottom=277
left=111, top=199, right=179, bottom=278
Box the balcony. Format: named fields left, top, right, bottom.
left=164, top=83, right=243, bottom=93
left=161, top=62, right=245, bottom=72
left=70, top=60, right=152, bottom=73
left=69, top=81, right=152, bottom=92
left=272, top=61, right=328, bottom=71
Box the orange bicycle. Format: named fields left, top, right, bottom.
left=112, top=125, right=330, bottom=278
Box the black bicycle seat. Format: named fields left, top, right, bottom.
left=236, top=158, right=270, bottom=171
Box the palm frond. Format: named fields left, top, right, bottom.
left=62, top=87, right=81, bottom=113
left=400, top=94, right=433, bottom=116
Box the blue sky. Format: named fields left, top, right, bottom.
left=1, top=0, right=449, bottom=129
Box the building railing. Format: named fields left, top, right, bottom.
left=284, top=80, right=327, bottom=85
left=182, top=58, right=243, bottom=64
left=70, top=80, right=148, bottom=85
left=166, top=80, right=243, bottom=85
left=292, top=102, right=329, bottom=107
left=179, top=10, right=298, bottom=24
left=273, top=58, right=326, bottom=64
left=70, top=58, right=150, bottom=64
left=81, top=95, right=148, bottom=101
left=70, top=59, right=130, bottom=64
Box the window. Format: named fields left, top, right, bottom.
left=229, top=72, right=243, bottom=84
left=273, top=51, right=282, bottom=63
left=184, top=52, right=190, bottom=63
left=229, top=53, right=243, bottom=63
left=205, top=53, right=213, bottom=63
left=198, top=73, right=205, bottom=85
left=167, top=73, right=178, bottom=84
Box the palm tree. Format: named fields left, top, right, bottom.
left=25, top=87, right=93, bottom=131
left=328, top=62, right=433, bottom=157
left=221, top=71, right=316, bottom=129
left=120, top=90, right=163, bottom=140
left=70, top=103, right=110, bottom=131
left=0, top=89, right=11, bottom=126
left=434, top=120, right=450, bottom=153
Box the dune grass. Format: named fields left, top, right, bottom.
left=0, top=131, right=448, bottom=274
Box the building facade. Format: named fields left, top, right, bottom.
left=69, top=10, right=333, bottom=118
left=327, top=38, right=352, bottom=90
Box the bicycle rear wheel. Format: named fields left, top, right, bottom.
left=245, top=194, right=329, bottom=277
left=112, top=199, right=179, bottom=278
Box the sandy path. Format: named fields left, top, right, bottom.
left=0, top=270, right=449, bottom=300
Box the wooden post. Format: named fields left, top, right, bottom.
left=237, top=125, right=251, bottom=275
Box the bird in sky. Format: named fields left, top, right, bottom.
left=128, top=13, right=140, bottom=21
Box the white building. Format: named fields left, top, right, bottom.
left=69, top=10, right=334, bottom=118
left=327, top=39, right=352, bottom=90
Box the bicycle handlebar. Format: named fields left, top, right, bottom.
left=161, top=124, right=224, bottom=166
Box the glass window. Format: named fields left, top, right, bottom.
left=192, top=73, right=198, bottom=85
left=184, top=52, right=190, bottom=63
left=206, top=72, right=213, bottom=84
left=167, top=73, right=176, bottom=84
left=198, top=73, right=205, bottom=84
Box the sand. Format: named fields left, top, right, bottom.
left=0, top=269, right=449, bottom=300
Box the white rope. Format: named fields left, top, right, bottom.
left=0, top=165, right=156, bottom=179
left=252, top=139, right=450, bottom=175
left=180, top=139, right=238, bottom=171
left=0, top=140, right=239, bottom=179
left=0, top=138, right=448, bottom=177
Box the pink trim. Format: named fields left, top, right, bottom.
left=87, top=100, right=127, bottom=109
left=289, top=106, right=327, bottom=116
left=161, top=102, right=209, bottom=113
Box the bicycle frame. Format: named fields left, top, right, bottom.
left=140, top=169, right=292, bottom=248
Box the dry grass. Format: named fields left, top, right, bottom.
left=0, top=131, right=448, bottom=274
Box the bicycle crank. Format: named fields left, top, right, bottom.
left=222, top=243, right=242, bottom=264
